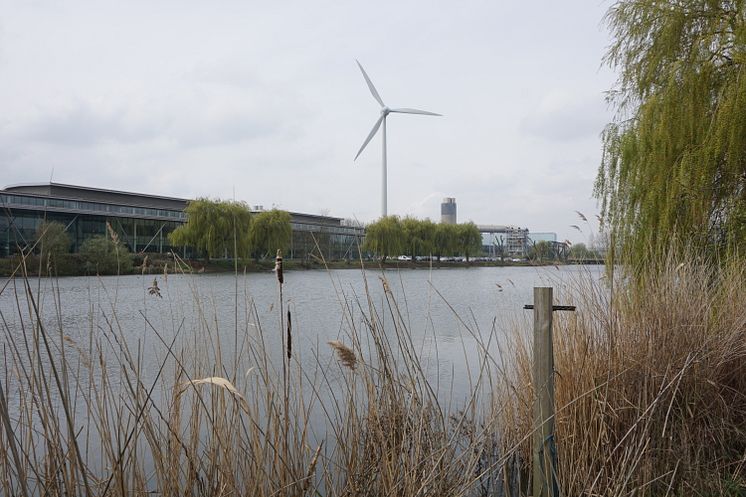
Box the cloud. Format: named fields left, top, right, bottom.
left=521, top=92, right=610, bottom=142
left=6, top=89, right=297, bottom=152
left=23, top=103, right=160, bottom=146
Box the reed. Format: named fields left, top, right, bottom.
left=0, top=251, right=499, bottom=496
left=1, top=247, right=745, bottom=496
left=498, top=254, right=746, bottom=495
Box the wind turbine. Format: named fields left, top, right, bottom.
left=354, top=60, right=441, bottom=218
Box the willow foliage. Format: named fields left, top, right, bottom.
left=363, top=215, right=405, bottom=261
left=248, top=209, right=292, bottom=258
left=169, top=198, right=253, bottom=260
left=596, top=0, right=746, bottom=262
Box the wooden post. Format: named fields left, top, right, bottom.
left=532, top=287, right=558, bottom=497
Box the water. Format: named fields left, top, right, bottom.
left=0, top=264, right=604, bottom=491
left=1, top=264, right=602, bottom=399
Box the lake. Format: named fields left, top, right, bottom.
left=1, top=264, right=603, bottom=400
left=0, top=264, right=605, bottom=493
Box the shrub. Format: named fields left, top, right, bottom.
left=79, top=235, right=133, bottom=275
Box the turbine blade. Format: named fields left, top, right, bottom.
left=356, top=60, right=385, bottom=107
left=389, top=108, right=442, bottom=116
left=355, top=115, right=384, bottom=161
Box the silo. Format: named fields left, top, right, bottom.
left=441, top=197, right=457, bottom=224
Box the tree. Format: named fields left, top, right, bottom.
left=248, top=209, right=292, bottom=259
left=80, top=235, right=133, bottom=275
left=34, top=221, right=71, bottom=262
left=363, top=216, right=404, bottom=262
left=595, top=0, right=746, bottom=263
left=400, top=217, right=438, bottom=260
left=529, top=241, right=553, bottom=262
left=434, top=223, right=458, bottom=261
left=569, top=242, right=591, bottom=260
left=456, top=222, right=483, bottom=262
left=416, top=219, right=437, bottom=258
left=168, top=198, right=252, bottom=261
left=401, top=217, right=420, bottom=260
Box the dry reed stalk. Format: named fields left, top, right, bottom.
left=287, top=309, right=292, bottom=360
left=328, top=340, right=357, bottom=370
left=2, top=256, right=507, bottom=497
left=498, top=254, right=746, bottom=495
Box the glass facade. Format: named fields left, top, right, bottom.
left=289, top=222, right=363, bottom=261
left=0, top=193, right=186, bottom=221
left=1, top=190, right=365, bottom=260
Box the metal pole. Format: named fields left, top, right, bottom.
left=382, top=116, right=387, bottom=218
left=533, top=287, right=558, bottom=497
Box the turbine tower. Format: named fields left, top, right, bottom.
left=354, top=60, right=441, bottom=218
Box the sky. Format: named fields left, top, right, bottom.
left=0, top=0, right=617, bottom=245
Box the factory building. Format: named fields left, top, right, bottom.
left=0, top=183, right=364, bottom=260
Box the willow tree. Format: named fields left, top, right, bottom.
left=434, top=223, right=458, bottom=261
left=595, top=0, right=746, bottom=262
left=363, top=216, right=404, bottom=262
left=169, top=198, right=253, bottom=261
left=401, top=217, right=436, bottom=260
left=456, top=222, right=483, bottom=262
left=248, top=209, right=292, bottom=259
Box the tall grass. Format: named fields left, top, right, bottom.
left=0, top=254, right=502, bottom=496
left=2, top=251, right=745, bottom=496
left=500, top=255, right=746, bottom=495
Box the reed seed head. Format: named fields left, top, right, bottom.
left=328, top=340, right=357, bottom=370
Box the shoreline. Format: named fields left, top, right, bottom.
left=0, top=255, right=600, bottom=278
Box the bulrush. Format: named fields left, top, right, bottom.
left=275, top=249, right=283, bottom=285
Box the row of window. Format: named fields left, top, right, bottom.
left=0, top=194, right=186, bottom=220
left=290, top=222, right=364, bottom=236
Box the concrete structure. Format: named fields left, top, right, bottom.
left=1, top=183, right=364, bottom=260
left=440, top=197, right=457, bottom=224
left=477, top=224, right=529, bottom=258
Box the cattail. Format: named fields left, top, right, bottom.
left=328, top=340, right=357, bottom=370
left=286, top=309, right=292, bottom=360
left=275, top=249, right=284, bottom=285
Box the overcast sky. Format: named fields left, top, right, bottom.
left=0, top=0, right=616, bottom=244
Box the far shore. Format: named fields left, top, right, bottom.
left=0, top=255, right=602, bottom=278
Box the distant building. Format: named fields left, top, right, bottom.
left=477, top=225, right=529, bottom=258
left=528, top=232, right=557, bottom=244
left=441, top=197, right=457, bottom=224
left=0, top=183, right=364, bottom=260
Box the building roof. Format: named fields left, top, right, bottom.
left=2, top=182, right=346, bottom=226
left=4, top=182, right=189, bottom=211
